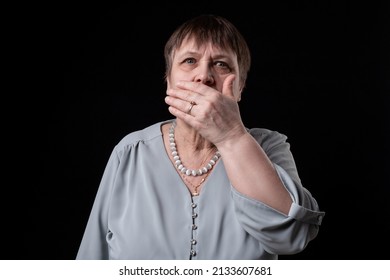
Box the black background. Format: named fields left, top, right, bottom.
left=6, top=1, right=389, bottom=260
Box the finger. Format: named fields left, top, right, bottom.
left=222, top=74, right=236, bottom=99
left=165, top=96, right=196, bottom=114
left=167, top=105, right=197, bottom=126
left=175, top=81, right=209, bottom=96
left=167, top=88, right=198, bottom=104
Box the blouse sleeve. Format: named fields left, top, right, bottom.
left=76, top=147, right=120, bottom=259
left=232, top=129, right=325, bottom=255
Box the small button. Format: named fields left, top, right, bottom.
left=192, top=224, right=198, bottom=230
left=317, top=215, right=323, bottom=223
left=191, top=239, right=197, bottom=245
left=190, top=250, right=197, bottom=256
left=191, top=203, right=197, bottom=208
left=192, top=213, right=198, bottom=218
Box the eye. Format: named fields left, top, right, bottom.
left=184, top=58, right=196, bottom=64
left=215, top=61, right=229, bottom=68
left=214, top=61, right=232, bottom=73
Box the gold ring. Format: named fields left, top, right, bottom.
left=187, top=103, right=195, bottom=114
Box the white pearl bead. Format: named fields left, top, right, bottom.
left=169, top=122, right=220, bottom=177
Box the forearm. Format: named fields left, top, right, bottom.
left=217, top=132, right=293, bottom=215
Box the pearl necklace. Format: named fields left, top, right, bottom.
left=169, top=122, right=220, bottom=177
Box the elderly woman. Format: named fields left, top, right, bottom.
left=76, top=14, right=325, bottom=260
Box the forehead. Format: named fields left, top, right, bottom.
left=174, top=36, right=236, bottom=58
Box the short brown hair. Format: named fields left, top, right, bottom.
left=164, top=14, right=251, bottom=88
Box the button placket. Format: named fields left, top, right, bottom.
left=189, top=199, right=198, bottom=258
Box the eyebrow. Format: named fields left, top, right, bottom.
left=177, top=51, right=199, bottom=58
left=176, top=51, right=233, bottom=61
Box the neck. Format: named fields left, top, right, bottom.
left=174, top=119, right=215, bottom=153
left=168, top=120, right=220, bottom=177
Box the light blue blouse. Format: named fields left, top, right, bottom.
left=76, top=119, right=325, bottom=260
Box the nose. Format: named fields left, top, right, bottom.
left=194, top=65, right=214, bottom=85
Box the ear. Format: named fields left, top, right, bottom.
left=237, top=81, right=245, bottom=102
left=166, top=77, right=171, bottom=89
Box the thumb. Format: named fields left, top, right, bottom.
left=222, top=74, right=236, bottom=99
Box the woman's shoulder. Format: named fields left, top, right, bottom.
left=247, top=127, right=289, bottom=146
left=115, top=119, right=172, bottom=150
left=247, top=127, right=287, bottom=138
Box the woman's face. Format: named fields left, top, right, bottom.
left=167, top=37, right=242, bottom=101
